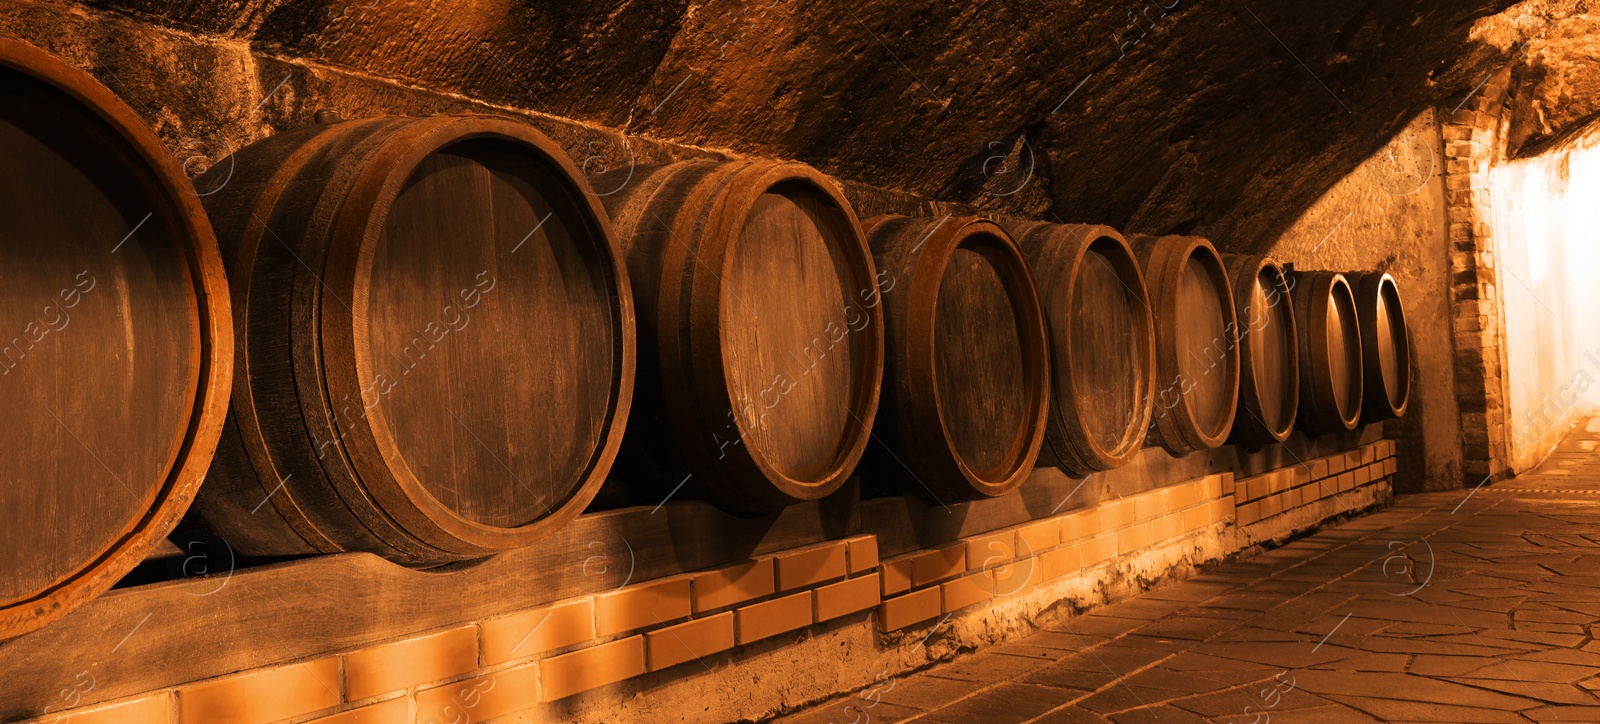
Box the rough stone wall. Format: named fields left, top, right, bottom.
left=1490, top=3, right=1600, bottom=158
left=1269, top=111, right=1463, bottom=493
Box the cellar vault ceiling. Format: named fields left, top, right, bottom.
left=75, top=0, right=1600, bottom=253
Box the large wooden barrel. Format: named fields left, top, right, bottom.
left=863, top=215, right=1049, bottom=502
left=595, top=161, right=883, bottom=514
left=1288, top=270, right=1363, bottom=435
left=1129, top=235, right=1240, bottom=456
left=1009, top=222, right=1155, bottom=476
left=1353, top=272, right=1411, bottom=422
left=0, top=40, right=232, bottom=639
left=194, top=115, right=633, bottom=566
left=1223, top=255, right=1300, bottom=447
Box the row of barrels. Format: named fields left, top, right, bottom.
left=0, top=41, right=1411, bottom=640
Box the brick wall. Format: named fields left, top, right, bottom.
left=1441, top=68, right=1516, bottom=484
left=876, top=474, right=1232, bottom=632
left=23, top=442, right=1399, bottom=724
left=1233, top=441, right=1396, bottom=525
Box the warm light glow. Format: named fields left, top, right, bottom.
left=1491, top=124, right=1600, bottom=469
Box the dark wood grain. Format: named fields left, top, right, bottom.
left=0, top=40, right=231, bottom=642
left=1009, top=222, right=1155, bottom=477
left=594, top=162, right=882, bottom=514
left=1075, top=249, right=1145, bottom=449
left=1328, top=292, right=1362, bottom=416
left=1289, top=270, right=1364, bottom=435
left=1176, top=255, right=1231, bottom=432
left=1130, top=235, right=1240, bottom=456
left=1252, top=269, right=1297, bottom=430
left=365, top=139, right=615, bottom=528
left=724, top=191, right=856, bottom=482
left=1352, top=272, right=1411, bottom=422
left=863, top=215, right=1049, bottom=502
left=1223, top=255, right=1299, bottom=447
left=195, top=116, right=633, bottom=566
left=935, top=246, right=1028, bottom=475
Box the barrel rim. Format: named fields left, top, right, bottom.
left=1224, top=254, right=1301, bottom=445
left=1137, top=235, right=1241, bottom=454
left=903, top=217, right=1050, bottom=497
left=1326, top=274, right=1365, bottom=428
left=1296, top=271, right=1364, bottom=433
left=0, top=39, right=232, bottom=638
left=1016, top=222, right=1156, bottom=475
left=1357, top=271, right=1411, bottom=420
left=224, top=118, right=399, bottom=555
left=320, top=114, right=636, bottom=553
left=686, top=162, right=885, bottom=506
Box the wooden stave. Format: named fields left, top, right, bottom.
left=1009, top=221, right=1156, bottom=477
left=863, top=215, right=1050, bottom=502
left=195, top=115, right=635, bottom=566
left=595, top=161, right=885, bottom=515
left=0, top=40, right=233, bottom=639
left=1352, top=271, right=1411, bottom=422
left=1288, top=270, right=1364, bottom=435
left=1222, top=254, right=1301, bottom=447
left=205, top=119, right=479, bottom=564
left=201, top=119, right=402, bottom=561
left=1129, top=235, right=1241, bottom=456
left=225, top=119, right=447, bottom=563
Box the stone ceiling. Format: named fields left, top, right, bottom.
left=77, top=0, right=1598, bottom=252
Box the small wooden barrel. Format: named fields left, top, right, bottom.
left=1129, top=235, right=1240, bottom=456
left=194, top=115, right=634, bottom=566
left=596, top=161, right=883, bottom=514
left=1222, top=255, right=1300, bottom=447
left=1009, top=222, right=1155, bottom=476
left=0, top=40, right=232, bottom=639
left=1352, top=272, right=1411, bottom=422
left=863, top=215, right=1049, bottom=502
left=1288, top=270, right=1364, bottom=435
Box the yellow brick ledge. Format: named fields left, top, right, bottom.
left=21, top=440, right=1399, bottom=724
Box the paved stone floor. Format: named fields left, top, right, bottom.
left=779, top=420, right=1600, bottom=723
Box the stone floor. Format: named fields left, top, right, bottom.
left=777, top=420, right=1600, bottom=723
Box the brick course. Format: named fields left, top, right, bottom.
left=1441, top=70, right=1515, bottom=483
left=33, top=445, right=1396, bottom=722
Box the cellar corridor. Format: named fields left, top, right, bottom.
left=12, top=2, right=1600, bottom=722
left=780, top=419, right=1600, bottom=724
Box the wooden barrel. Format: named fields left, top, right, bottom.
left=1288, top=270, right=1364, bottom=435
left=595, top=161, right=883, bottom=514
left=0, top=40, right=232, bottom=639
left=193, top=115, right=633, bottom=566
left=1129, top=235, right=1240, bottom=456
left=863, top=215, right=1049, bottom=502
left=1222, top=255, right=1300, bottom=447
left=1009, top=222, right=1155, bottom=476
left=1352, top=272, right=1411, bottom=422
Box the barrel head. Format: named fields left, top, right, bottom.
left=0, top=40, right=228, bottom=641
left=722, top=186, right=865, bottom=484
left=1326, top=281, right=1364, bottom=424
left=1356, top=272, right=1411, bottom=421
left=1225, top=254, right=1299, bottom=447
left=1174, top=253, right=1234, bottom=437
left=934, top=241, right=1029, bottom=478
left=1071, top=245, right=1147, bottom=454
left=363, top=138, right=617, bottom=528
